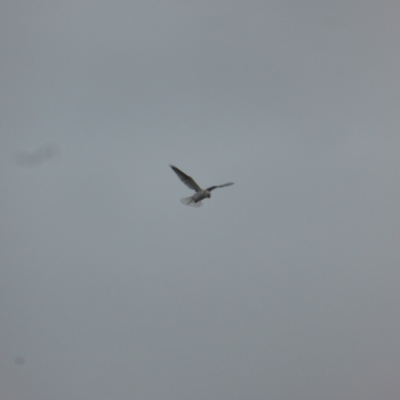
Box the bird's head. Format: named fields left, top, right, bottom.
left=205, top=190, right=211, bottom=198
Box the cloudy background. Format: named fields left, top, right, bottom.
left=1, top=1, right=400, bottom=399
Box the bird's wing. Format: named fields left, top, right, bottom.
left=170, top=165, right=202, bottom=192
left=206, top=182, right=234, bottom=192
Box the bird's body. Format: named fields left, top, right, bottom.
left=170, top=165, right=234, bottom=207
left=181, top=190, right=211, bottom=207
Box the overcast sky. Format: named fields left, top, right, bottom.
left=1, top=2, right=400, bottom=399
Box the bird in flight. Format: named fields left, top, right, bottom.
left=170, top=165, right=234, bottom=207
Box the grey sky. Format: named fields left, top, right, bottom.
left=1, top=2, right=400, bottom=399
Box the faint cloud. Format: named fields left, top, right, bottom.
left=16, top=143, right=61, bottom=168
left=14, top=356, right=26, bottom=366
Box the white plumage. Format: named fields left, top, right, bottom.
left=170, top=165, right=234, bottom=207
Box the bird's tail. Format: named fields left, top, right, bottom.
left=180, top=196, right=202, bottom=207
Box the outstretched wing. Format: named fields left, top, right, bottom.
left=170, top=165, right=202, bottom=192
left=207, top=182, right=234, bottom=192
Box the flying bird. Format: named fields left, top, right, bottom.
left=170, top=165, right=234, bottom=207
